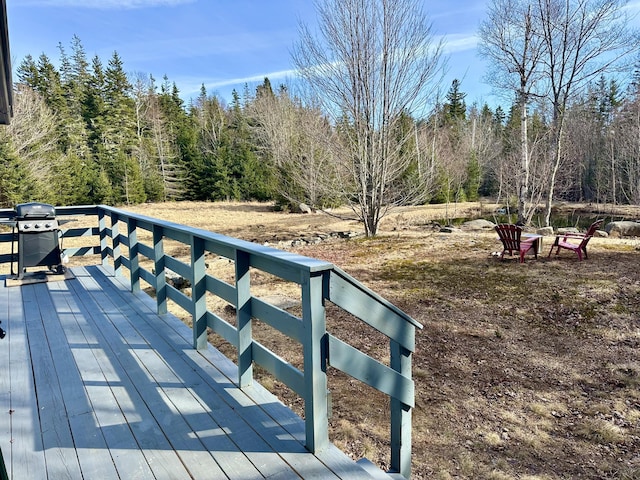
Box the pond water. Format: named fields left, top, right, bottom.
left=440, top=212, right=628, bottom=229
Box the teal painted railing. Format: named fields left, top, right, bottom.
left=0, top=205, right=422, bottom=478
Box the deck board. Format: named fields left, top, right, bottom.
left=0, top=265, right=378, bottom=479
left=50, top=282, right=157, bottom=480
left=22, top=285, right=86, bottom=480
left=4, top=285, right=49, bottom=480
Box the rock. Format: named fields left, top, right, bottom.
left=439, top=226, right=460, bottom=233
left=259, top=295, right=300, bottom=310
left=605, top=221, right=640, bottom=237
left=165, top=270, right=191, bottom=290
left=299, top=203, right=312, bottom=214
left=337, top=231, right=361, bottom=238
left=461, top=219, right=495, bottom=230
left=557, top=227, right=580, bottom=235
left=536, top=226, right=554, bottom=236
left=593, top=229, right=608, bottom=238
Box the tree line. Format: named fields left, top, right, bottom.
left=1, top=0, right=639, bottom=236
left=2, top=34, right=276, bottom=208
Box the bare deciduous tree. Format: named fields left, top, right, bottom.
left=148, top=94, right=183, bottom=200
left=130, top=73, right=183, bottom=201
left=6, top=85, right=58, bottom=171
left=479, top=0, right=547, bottom=224
left=293, top=0, right=444, bottom=236
left=251, top=88, right=341, bottom=208
left=1, top=85, right=61, bottom=198
left=614, top=89, right=640, bottom=204
left=537, top=0, right=638, bottom=225
left=481, top=0, right=638, bottom=225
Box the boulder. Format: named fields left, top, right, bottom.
left=299, top=203, right=312, bottom=214
left=536, top=226, right=554, bottom=236
left=259, top=295, right=300, bottom=310
left=557, top=227, right=580, bottom=235
left=605, top=221, right=640, bottom=237
left=461, top=219, right=495, bottom=230
left=165, top=270, right=191, bottom=290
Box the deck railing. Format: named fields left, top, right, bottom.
left=0, top=204, right=422, bottom=478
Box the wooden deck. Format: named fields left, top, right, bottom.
left=0, top=265, right=381, bottom=480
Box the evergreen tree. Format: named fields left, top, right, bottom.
left=443, top=79, right=467, bottom=123
left=256, top=77, right=275, bottom=99
left=18, top=53, right=67, bottom=128
left=100, top=51, right=143, bottom=204
left=493, top=105, right=506, bottom=127
left=51, top=153, right=93, bottom=206
left=158, top=77, right=197, bottom=199
left=57, top=38, right=91, bottom=161
left=593, top=75, right=623, bottom=123
left=89, top=167, right=114, bottom=203
left=464, top=152, right=481, bottom=201
left=0, top=140, right=29, bottom=206
left=16, top=55, right=40, bottom=90
left=479, top=103, right=493, bottom=124
left=70, top=35, right=89, bottom=85
left=84, top=55, right=107, bottom=154
left=61, top=35, right=90, bottom=115
left=228, top=90, right=264, bottom=200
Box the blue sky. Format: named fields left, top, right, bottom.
left=5, top=0, right=640, bottom=110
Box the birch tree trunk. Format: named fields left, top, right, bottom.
left=479, top=0, right=546, bottom=226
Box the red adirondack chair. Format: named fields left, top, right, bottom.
left=547, top=219, right=603, bottom=261
left=495, top=224, right=538, bottom=263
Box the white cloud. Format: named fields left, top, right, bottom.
left=205, top=69, right=297, bottom=90
left=624, top=0, right=640, bottom=10
left=623, top=1, right=640, bottom=24
left=173, top=69, right=298, bottom=99
left=440, top=34, right=479, bottom=54
left=17, top=0, right=194, bottom=9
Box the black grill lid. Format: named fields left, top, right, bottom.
left=15, top=202, right=56, bottom=219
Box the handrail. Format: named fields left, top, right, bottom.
left=0, top=204, right=422, bottom=478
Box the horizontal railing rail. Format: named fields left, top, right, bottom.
left=0, top=204, right=421, bottom=478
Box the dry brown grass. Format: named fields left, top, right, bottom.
left=7, top=200, right=640, bottom=479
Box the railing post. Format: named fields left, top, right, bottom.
left=127, top=218, right=140, bottom=293
left=236, top=250, right=253, bottom=387
left=191, top=235, right=207, bottom=351
left=153, top=225, right=167, bottom=315
left=390, top=339, right=413, bottom=479
left=98, top=208, right=109, bottom=268
left=301, top=271, right=329, bottom=452
left=112, top=213, right=122, bottom=276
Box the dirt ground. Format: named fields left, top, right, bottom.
left=11, top=200, right=638, bottom=480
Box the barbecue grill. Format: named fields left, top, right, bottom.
left=12, top=202, right=65, bottom=279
